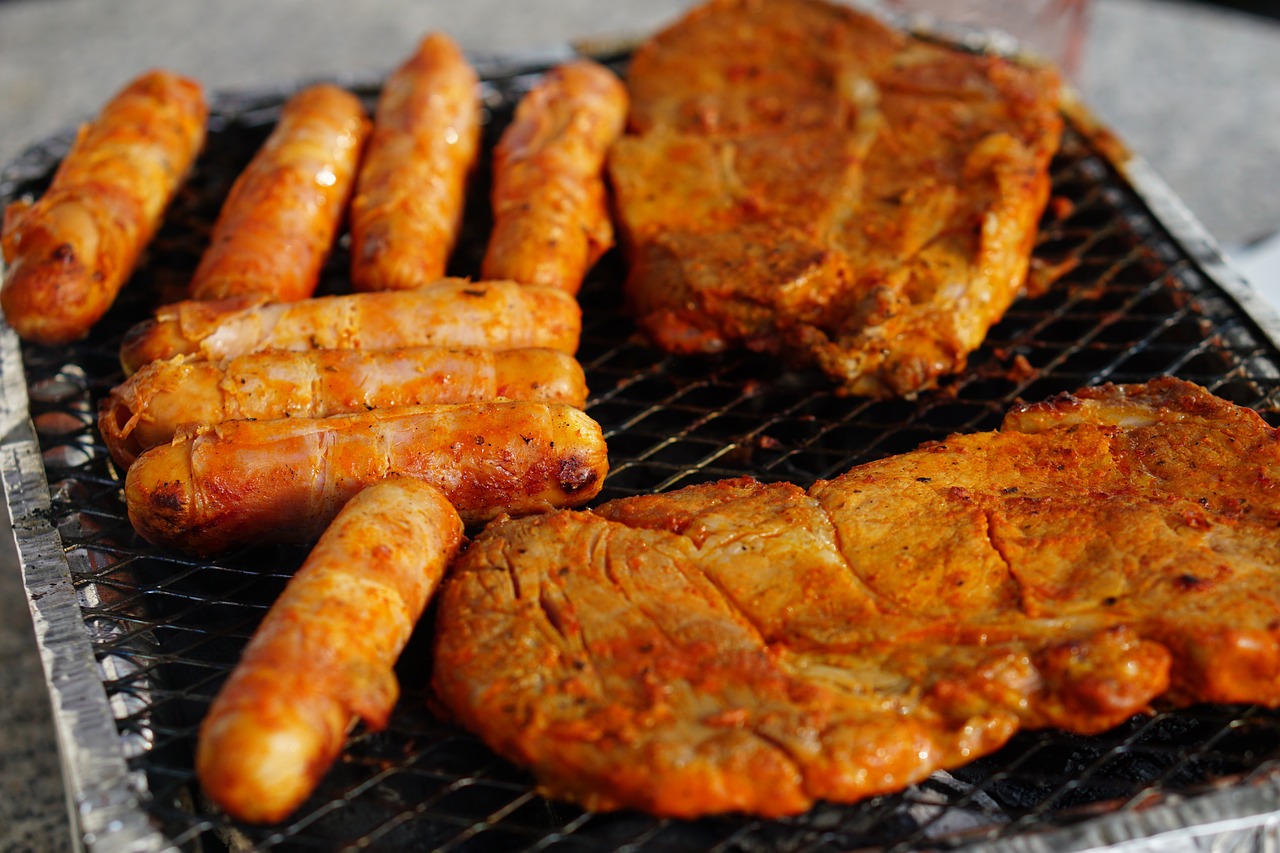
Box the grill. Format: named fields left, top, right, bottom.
left=5, top=46, right=1280, bottom=853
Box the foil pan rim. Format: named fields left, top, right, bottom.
left=4, top=40, right=1280, bottom=853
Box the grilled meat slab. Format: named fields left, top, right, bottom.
left=433, top=379, right=1280, bottom=817
left=607, top=0, right=1063, bottom=397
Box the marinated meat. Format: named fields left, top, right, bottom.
left=118, top=278, right=582, bottom=375
left=188, top=84, right=368, bottom=303
left=100, top=346, right=588, bottom=467
left=482, top=59, right=628, bottom=294
left=1, top=70, right=207, bottom=344
left=198, top=477, right=464, bottom=824
left=433, top=378, right=1280, bottom=817
left=126, top=400, right=607, bottom=555
left=608, top=0, right=1063, bottom=397
left=350, top=33, right=481, bottom=292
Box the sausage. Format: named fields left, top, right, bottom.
left=189, top=84, right=369, bottom=302
left=349, top=33, right=481, bottom=291
left=196, top=476, right=464, bottom=824
left=125, top=400, right=607, bottom=555
left=100, top=346, right=589, bottom=467
left=118, top=277, right=582, bottom=375
left=481, top=60, right=628, bottom=294
left=1, top=70, right=207, bottom=345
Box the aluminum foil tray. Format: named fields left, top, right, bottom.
left=4, top=45, right=1280, bottom=853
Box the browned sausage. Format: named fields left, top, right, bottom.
left=350, top=33, right=481, bottom=291
left=125, top=400, right=607, bottom=555
left=482, top=60, right=628, bottom=294
left=197, top=476, right=464, bottom=824
left=100, top=346, right=589, bottom=467
left=189, top=84, right=368, bottom=302
left=1, top=70, right=207, bottom=345
left=118, top=278, right=582, bottom=375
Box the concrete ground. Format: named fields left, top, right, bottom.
left=1, top=1, right=1278, bottom=849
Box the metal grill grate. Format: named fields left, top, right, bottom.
left=6, top=51, right=1280, bottom=852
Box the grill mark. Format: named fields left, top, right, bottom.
left=564, top=524, right=630, bottom=694
left=557, top=453, right=600, bottom=493
left=536, top=571, right=571, bottom=640
left=809, top=487, right=904, bottom=614
left=150, top=479, right=188, bottom=522
left=673, top=512, right=796, bottom=647
left=979, top=504, right=1023, bottom=612
left=503, top=549, right=524, bottom=602
left=734, top=721, right=807, bottom=797
left=673, top=542, right=772, bottom=646
left=536, top=590, right=605, bottom=701
left=598, top=512, right=769, bottom=652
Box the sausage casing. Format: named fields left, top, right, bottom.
left=119, top=277, right=582, bottom=374
left=1, top=70, right=207, bottom=344
left=189, top=84, right=369, bottom=302
left=100, top=346, right=589, bottom=467
left=197, top=476, right=464, bottom=823
left=350, top=33, right=481, bottom=291
left=125, top=400, right=607, bottom=555
left=481, top=60, right=628, bottom=294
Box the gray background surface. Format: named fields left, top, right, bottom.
left=1, top=0, right=1278, bottom=849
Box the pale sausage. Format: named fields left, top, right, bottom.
left=119, top=278, right=582, bottom=374
left=1, top=70, right=207, bottom=344
left=350, top=34, right=480, bottom=291
left=100, top=346, right=589, bottom=467
left=196, top=477, right=464, bottom=823
left=125, top=400, right=607, bottom=555
left=189, top=84, right=368, bottom=302
left=482, top=60, right=627, bottom=294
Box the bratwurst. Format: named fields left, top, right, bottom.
left=1, top=69, right=207, bottom=344
left=125, top=400, right=607, bottom=555
left=350, top=33, right=481, bottom=291
left=100, top=346, right=588, bottom=467
left=119, top=278, right=582, bottom=374
left=197, top=477, right=464, bottom=824
left=482, top=59, right=628, bottom=294
left=188, top=84, right=368, bottom=302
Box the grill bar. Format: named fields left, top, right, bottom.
left=5, top=46, right=1280, bottom=853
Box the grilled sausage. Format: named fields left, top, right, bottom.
left=350, top=33, right=481, bottom=291
left=1, top=70, right=207, bottom=345
left=100, top=346, right=589, bottom=467
left=482, top=60, right=628, bottom=294
left=125, top=400, right=607, bottom=555
left=189, top=84, right=368, bottom=302
left=118, top=278, right=581, bottom=375
left=197, top=476, right=464, bottom=824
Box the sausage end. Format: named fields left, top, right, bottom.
left=125, top=442, right=197, bottom=544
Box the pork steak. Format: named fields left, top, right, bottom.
left=607, top=0, right=1064, bottom=397
left=433, top=378, right=1280, bottom=817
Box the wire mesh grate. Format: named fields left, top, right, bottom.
left=5, top=51, right=1280, bottom=852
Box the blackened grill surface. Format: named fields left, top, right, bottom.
left=6, top=55, right=1280, bottom=853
